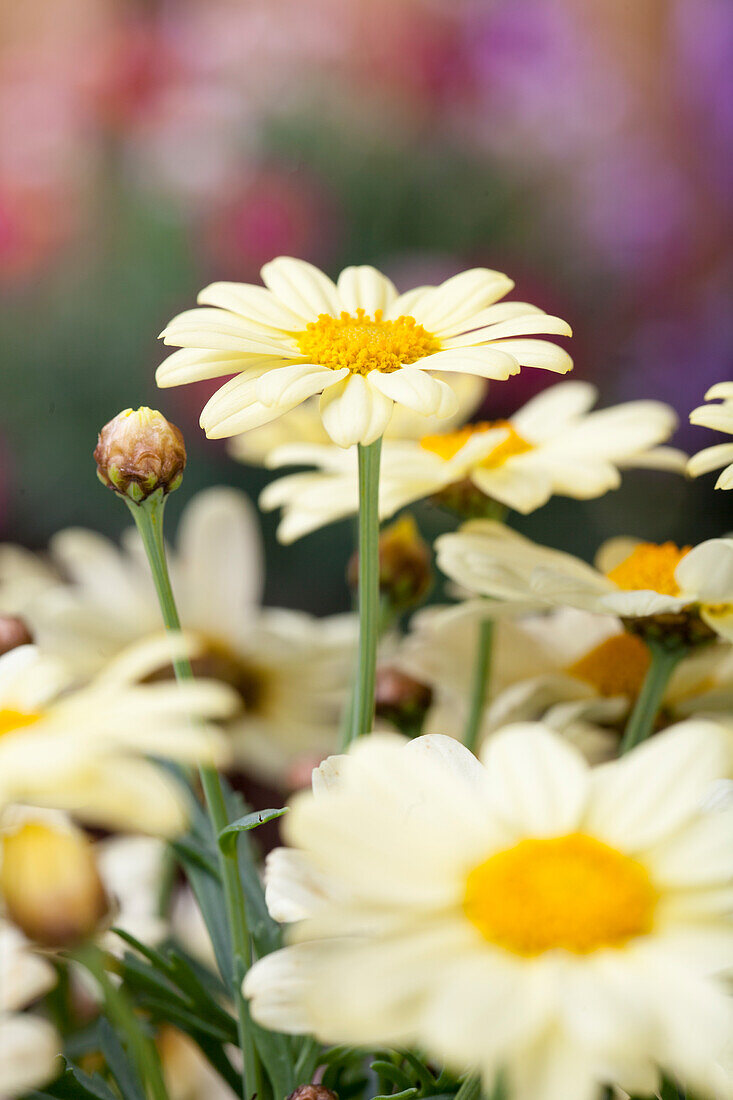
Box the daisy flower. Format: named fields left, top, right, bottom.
left=245, top=725, right=733, bottom=1100
left=688, top=382, right=733, bottom=490
left=0, top=639, right=235, bottom=835
left=156, top=258, right=573, bottom=447
left=260, top=381, right=684, bottom=541
left=0, top=920, right=59, bottom=1097
left=23, top=489, right=355, bottom=785
left=436, top=521, right=733, bottom=642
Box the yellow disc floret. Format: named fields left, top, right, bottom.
left=0, top=708, right=42, bottom=738
left=606, top=542, right=691, bottom=596
left=463, top=833, right=657, bottom=956
left=420, top=420, right=532, bottom=466
left=567, top=633, right=651, bottom=698
left=295, top=309, right=441, bottom=375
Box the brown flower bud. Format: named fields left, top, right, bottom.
left=348, top=514, right=432, bottom=612
left=0, top=616, right=33, bottom=655
left=0, top=815, right=109, bottom=946
left=94, top=407, right=186, bottom=503
left=375, top=665, right=433, bottom=735
left=286, top=1087, right=339, bottom=1100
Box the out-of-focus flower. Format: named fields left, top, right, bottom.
left=0, top=547, right=58, bottom=619
left=96, top=834, right=168, bottom=948
left=24, top=489, right=354, bottom=785
left=229, top=375, right=487, bottom=466
left=157, top=258, right=572, bottom=447
left=0, top=639, right=234, bottom=834
left=348, top=514, right=432, bottom=613
left=437, top=522, right=733, bottom=644
left=159, top=1025, right=237, bottom=1100
left=245, top=725, right=733, bottom=1100
left=0, top=920, right=59, bottom=1097
left=261, top=382, right=684, bottom=539
left=688, top=382, right=733, bottom=490
left=0, top=808, right=108, bottom=947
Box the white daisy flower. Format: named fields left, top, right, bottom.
left=436, top=521, right=733, bottom=642
left=156, top=258, right=573, bottom=447
left=260, top=381, right=685, bottom=541
left=0, top=639, right=235, bottom=835
left=244, top=725, right=733, bottom=1100
left=24, top=489, right=355, bottom=785
left=688, top=382, right=733, bottom=490
left=396, top=604, right=733, bottom=748
left=228, top=374, right=487, bottom=466
left=0, top=920, right=60, bottom=1097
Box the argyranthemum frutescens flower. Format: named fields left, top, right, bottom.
left=260, top=381, right=685, bottom=541
left=245, top=725, right=733, bottom=1100
left=688, top=382, right=733, bottom=490
left=156, top=258, right=572, bottom=447
left=395, top=604, right=733, bottom=747
left=22, top=488, right=355, bottom=785
left=436, top=521, right=733, bottom=643
left=0, top=638, right=234, bottom=835
left=0, top=920, right=59, bottom=1097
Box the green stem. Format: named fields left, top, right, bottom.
left=75, top=944, right=168, bottom=1100
left=619, top=638, right=687, bottom=755
left=463, top=617, right=494, bottom=755
left=127, top=493, right=262, bottom=1100
left=345, top=438, right=382, bottom=747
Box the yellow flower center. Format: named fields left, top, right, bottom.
left=606, top=542, right=691, bottom=596
left=567, top=633, right=651, bottom=698
left=0, top=708, right=42, bottom=738
left=420, top=420, right=533, bottom=466
left=463, top=833, right=657, bottom=956
left=294, top=309, right=441, bottom=375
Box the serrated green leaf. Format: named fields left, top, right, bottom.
left=218, top=807, right=288, bottom=855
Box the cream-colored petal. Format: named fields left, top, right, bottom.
left=594, top=536, right=642, bottom=574
left=0, top=1014, right=60, bottom=1098
left=319, top=374, right=393, bottom=447
left=675, top=538, right=733, bottom=602
left=471, top=462, right=554, bottom=514
left=156, top=347, right=264, bottom=387
left=261, top=257, right=341, bottom=320
left=369, top=366, right=456, bottom=417
left=438, top=301, right=545, bottom=338
left=256, top=363, right=346, bottom=408
left=336, top=266, right=398, bottom=314
left=0, top=924, right=57, bottom=1011
left=442, top=313, right=571, bottom=349
left=491, top=338, right=573, bottom=374
left=510, top=381, right=597, bottom=442
left=689, top=404, right=733, bottom=433
left=687, top=443, right=733, bottom=478
left=197, top=281, right=305, bottom=330
left=704, top=382, right=733, bottom=401
left=409, top=269, right=514, bottom=332
left=265, top=847, right=335, bottom=922
left=547, top=401, right=678, bottom=459
left=416, top=346, right=520, bottom=380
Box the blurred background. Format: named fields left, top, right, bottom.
left=1, top=0, right=731, bottom=613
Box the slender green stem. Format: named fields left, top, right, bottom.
left=346, top=437, right=382, bottom=747
left=619, top=638, right=687, bottom=755
left=127, top=493, right=263, bottom=1100
left=463, top=617, right=494, bottom=755
left=75, top=944, right=168, bottom=1100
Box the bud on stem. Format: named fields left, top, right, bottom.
left=94, top=407, right=186, bottom=503
left=348, top=514, right=432, bottom=614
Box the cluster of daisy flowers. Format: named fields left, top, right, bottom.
left=2, top=257, right=733, bottom=1100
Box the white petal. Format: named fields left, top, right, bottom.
left=492, top=338, right=573, bottom=374
left=442, top=313, right=572, bottom=348
left=369, top=366, right=456, bottom=416
left=156, top=347, right=263, bottom=387
left=197, top=281, right=305, bottom=330
left=689, top=404, right=733, bottom=433
left=675, top=538, right=733, bottom=602
left=705, top=381, right=733, bottom=401
left=0, top=1014, right=60, bottom=1097
left=471, top=462, right=554, bottom=514
left=417, top=346, right=520, bottom=379
left=336, top=266, right=398, bottom=314
left=319, top=374, right=393, bottom=447
left=510, top=381, right=597, bottom=442
left=439, top=301, right=545, bottom=338
left=256, top=363, right=346, bottom=408
left=264, top=847, right=335, bottom=922
left=687, top=443, right=733, bottom=478
left=261, top=257, right=341, bottom=320
left=409, top=269, right=514, bottom=332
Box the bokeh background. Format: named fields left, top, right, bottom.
left=1, top=0, right=731, bottom=613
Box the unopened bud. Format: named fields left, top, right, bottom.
left=348, top=515, right=432, bottom=612
left=286, top=1087, right=339, bottom=1100
left=375, top=665, right=433, bottom=735
left=94, top=407, right=186, bottom=503
left=0, top=616, right=33, bottom=655
left=0, top=815, right=109, bottom=946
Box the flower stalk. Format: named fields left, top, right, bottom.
left=346, top=437, right=383, bottom=746
left=619, top=637, right=687, bottom=754
left=463, top=616, right=494, bottom=755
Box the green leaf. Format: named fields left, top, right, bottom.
left=96, top=1019, right=147, bottom=1100
left=372, top=1090, right=418, bottom=1100
left=36, top=1060, right=119, bottom=1100
left=371, top=1060, right=413, bottom=1091
left=454, top=1073, right=483, bottom=1100
left=218, top=807, right=288, bottom=855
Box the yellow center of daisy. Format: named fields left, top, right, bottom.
left=606, top=542, right=691, bottom=596
left=420, top=421, right=532, bottom=466
left=0, top=708, right=42, bottom=738
left=567, top=633, right=651, bottom=698
left=294, top=309, right=441, bottom=375
left=463, top=833, right=657, bottom=956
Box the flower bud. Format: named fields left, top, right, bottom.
left=0, top=616, right=33, bottom=656
left=94, top=407, right=186, bottom=503
left=348, top=515, right=432, bottom=612
left=286, top=1087, right=339, bottom=1100
left=0, top=814, right=109, bottom=946
left=375, top=665, right=433, bottom=735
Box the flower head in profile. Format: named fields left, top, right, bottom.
left=688, top=382, right=733, bottom=490
left=245, top=724, right=733, bottom=1100
left=436, top=521, right=733, bottom=644
left=156, top=258, right=572, bottom=447
left=260, top=381, right=684, bottom=541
